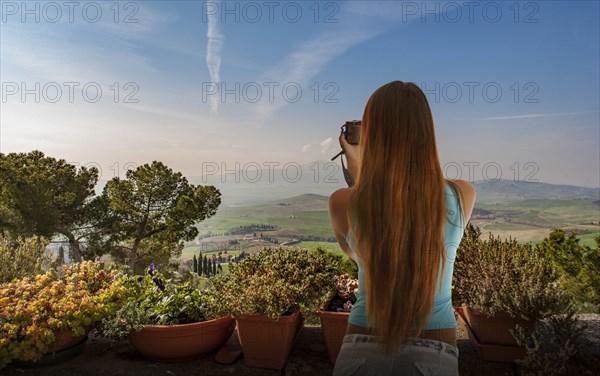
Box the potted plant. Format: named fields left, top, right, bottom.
left=0, top=261, right=122, bottom=368
left=453, top=224, right=567, bottom=362
left=211, top=247, right=343, bottom=370
left=97, top=263, right=234, bottom=362
left=316, top=273, right=358, bottom=364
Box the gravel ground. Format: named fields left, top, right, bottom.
left=3, top=315, right=598, bottom=376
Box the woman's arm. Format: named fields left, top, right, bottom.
left=328, top=188, right=354, bottom=259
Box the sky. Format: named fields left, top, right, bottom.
left=1, top=0, right=599, bottom=191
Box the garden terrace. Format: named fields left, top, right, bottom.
left=3, top=317, right=599, bottom=376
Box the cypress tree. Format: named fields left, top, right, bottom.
left=213, top=261, right=217, bottom=275
left=207, top=258, right=212, bottom=276
left=203, top=256, right=208, bottom=276
left=193, top=254, right=198, bottom=273
left=198, top=252, right=203, bottom=276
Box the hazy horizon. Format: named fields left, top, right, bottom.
left=89, top=162, right=600, bottom=206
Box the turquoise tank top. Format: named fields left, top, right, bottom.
left=345, top=181, right=466, bottom=330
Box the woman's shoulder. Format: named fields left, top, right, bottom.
left=329, top=187, right=353, bottom=208
left=447, top=179, right=476, bottom=223
left=447, top=179, right=476, bottom=202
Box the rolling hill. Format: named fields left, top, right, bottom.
left=194, top=179, right=600, bottom=252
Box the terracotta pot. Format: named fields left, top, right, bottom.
left=463, top=305, right=535, bottom=346
left=455, top=306, right=528, bottom=363
left=234, top=310, right=304, bottom=370
left=52, top=327, right=90, bottom=352
left=12, top=338, right=87, bottom=368
left=128, top=315, right=235, bottom=361
left=11, top=327, right=91, bottom=368
left=316, top=306, right=350, bottom=364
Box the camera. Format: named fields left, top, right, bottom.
left=342, top=120, right=362, bottom=145
left=331, top=120, right=361, bottom=187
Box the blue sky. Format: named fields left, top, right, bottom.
left=1, top=0, right=598, bottom=189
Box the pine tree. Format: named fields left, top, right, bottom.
left=193, top=254, right=198, bottom=273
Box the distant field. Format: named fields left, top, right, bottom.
left=191, top=195, right=599, bottom=256
left=294, top=241, right=342, bottom=253
left=473, top=198, right=598, bottom=244
left=221, top=264, right=230, bottom=273
left=577, top=231, right=600, bottom=248
left=198, top=194, right=334, bottom=238
left=199, top=212, right=334, bottom=238
left=476, top=199, right=598, bottom=226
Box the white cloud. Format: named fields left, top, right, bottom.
left=252, top=29, right=379, bottom=122
left=320, top=138, right=334, bottom=154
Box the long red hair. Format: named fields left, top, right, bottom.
left=349, top=81, right=463, bottom=354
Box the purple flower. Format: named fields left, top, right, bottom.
left=136, top=276, right=143, bottom=282
left=153, top=277, right=165, bottom=291
left=148, top=263, right=156, bottom=276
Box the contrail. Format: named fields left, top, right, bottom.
left=482, top=111, right=598, bottom=121
left=206, top=3, right=224, bottom=114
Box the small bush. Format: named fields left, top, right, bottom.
left=96, top=263, right=222, bottom=341
left=453, top=224, right=565, bottom=321
left=210, top=247, right=346, bottom=322
left=535, top=230, right=600, bottom=313
left=512, top=307, right=591, bottom=376
left=0, top=261, right=122, bottom=368
left=454, top=224, right=593, bottom=375
left=0, top=235, right=52, bottom=283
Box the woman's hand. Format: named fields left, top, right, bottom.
left=339, top=130, right=360, bottom=180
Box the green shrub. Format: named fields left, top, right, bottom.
left=0, top=235, right=52, bottom=283
left=453, top=224, right=566, bottom=321
left=210, top=247, right=347, bottom=323
left=96, top=263, right=222, bottom=341
left=454, top=225, right=594, bottom=374
left=535, top=230, right=600, bottom=313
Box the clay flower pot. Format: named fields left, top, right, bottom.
left=11, top=328, right=91, bottom=368
left=316, top=303, right=350, bottom=364
left=234, top=310, right=304, bottom=370
left=128, top=314, right=235, bottom=361
left=455, top=306, right=533, bottom=363
left=52, top=327, right=91, bottom=352
left=463, top=305, right=535, bottom=346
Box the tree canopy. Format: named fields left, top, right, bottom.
left=101, top=161, right=221, bottom=273
left=0, top=151, right=98, bottom=261
left=0, top=153, right=221, bottom=273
